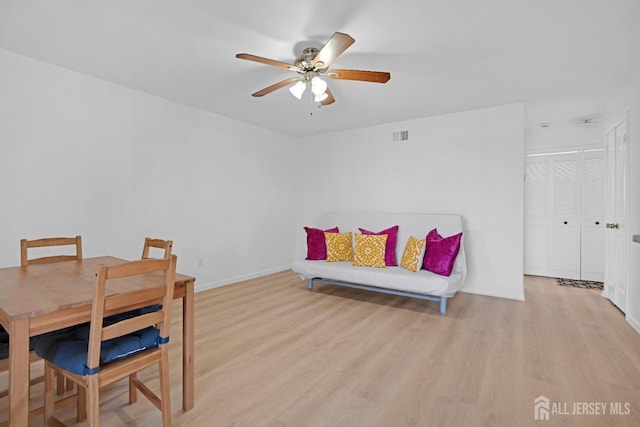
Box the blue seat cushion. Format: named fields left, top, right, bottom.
left=3, top=305, right=160, bottom=364
left=35, top=326, right=161, bottom=376
left=0, top=327, right=72, bottom=360
left=69, top=305, right=161, bottom=341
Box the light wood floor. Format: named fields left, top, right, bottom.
left=3, top=271, right=640, bottom=426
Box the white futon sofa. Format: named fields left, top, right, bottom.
left=292, top=212, right=467, bottom=314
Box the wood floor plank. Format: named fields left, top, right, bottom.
left=3, top=271, right=640, bottom=426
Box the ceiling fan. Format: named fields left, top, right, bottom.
left=236, top=32, right=390, bottom=106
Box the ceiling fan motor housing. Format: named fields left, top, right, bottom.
left=295, top=47, right=323, bottom=71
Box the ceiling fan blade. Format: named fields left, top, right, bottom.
left=236, top=53, right=302, bottom=72
left=327, top=69, right=391, bottom=83
left=251, top=77, right=300, bottom=97
left=321, top=88, right=335, bottom=106
left=312, top=32, right=355, bottom=69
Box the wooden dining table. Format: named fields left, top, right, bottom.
left=0, top=256, right=195, bottom=426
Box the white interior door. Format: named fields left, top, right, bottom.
left=550, top=155, right=581, bottom=279
left=524, top=158, right=551, bottom=276
left=604, top=118, right=629, bottom=312
left=581, top=151, right=605, bottom=282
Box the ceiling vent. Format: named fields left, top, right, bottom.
left=392, top=130, right=409, bottom=142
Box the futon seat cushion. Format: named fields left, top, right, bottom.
left=35, top=326, right=161, bottom=376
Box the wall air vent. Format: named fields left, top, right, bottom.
left=392, top=130, right=409, bottom=142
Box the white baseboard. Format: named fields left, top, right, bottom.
left=627, top=314, right=640, bottom=336
left=195, top=266, right=526, bottom=302
left=460, top=287, right=526, bottom=302
left=194, top=265, right=292, bottom=293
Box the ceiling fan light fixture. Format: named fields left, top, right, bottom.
left=310, top=76, right=328, bottom=96
left=289, top=80, right=307, bottom=99
left=314, top=92, right=329, bottom=102
left=236, top=32, right=390, bottom=105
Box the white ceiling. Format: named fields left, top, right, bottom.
left=1, top=0, right=639, bottom=137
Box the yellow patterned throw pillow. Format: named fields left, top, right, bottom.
left=353, top=233, right=388, bottom=268
left=325, top=231, right=354, bottom=262
left=400, top=236, right=426, bottom=272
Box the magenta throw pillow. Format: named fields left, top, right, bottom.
left=422, top=228, right=462, bottom=276
left=359, top=225, right=399, bottom=266
left=304, top=226, right=339, bottom=260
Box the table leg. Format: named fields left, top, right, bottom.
left=8, top=318, right=30, bottom=426
left=182, top=281, right=194, bottom=411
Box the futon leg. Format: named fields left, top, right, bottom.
left=308, top=278, right=314, bottom=290
left=439, top=297, right=447, bottom=314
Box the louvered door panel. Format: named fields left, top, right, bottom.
left=524, top=159, right=550, bottom=276
left=581, top=153, right=605, bottom=281
left=550, top=157, right=580, bottom=279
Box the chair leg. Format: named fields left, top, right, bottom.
left=87, top=377, right=100, bottom=427
left=129, top=373, right=138, bottom=404
left=56, top=371, right=66, bottom=395
left=44, top=362, right=56, bottom=425
left=77, top=386, right=87, bottom=422
left=159, top=356, right=172, bottom=427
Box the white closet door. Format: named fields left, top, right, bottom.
left=524, top=158, right=551, bottom=276
left=550, top=156, right=581, bottom=279
left=525, top=150, right=604, bottom=281
left=581, top=151, right=605, bottom=282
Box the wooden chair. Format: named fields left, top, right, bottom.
left=0, top=347, right=42, bottom=398
left=0, top=352, right=50, bottom=426
left=39, top=255, right=177, bottom=427
left=0, top=236, right=84, bottom=423
left=141, top=237, right=173, bottom=260
left=21, top=235, right=83, bottom=266
left=22, top=236, right=83, bottom=395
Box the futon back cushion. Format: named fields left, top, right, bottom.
left=359, top=225, right=399, bottom=266
left=352, top=233, right=388, bottom=268
left=400, top=236, right=426, bottom=272
left=304, top=226, right=339, bottom=260
left=325, top=231, right=354, bottom=262
left=422, top=228, right=462, bottom=276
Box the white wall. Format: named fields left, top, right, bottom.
left=525, top=123, right=603, bottom=153
left=604, top=66, right=640, bottom=334
left=0, top=48, right=526, bottom=301
left=0, top=48, right=297, bottom=290
left=295, top=104, right=526, bottom=301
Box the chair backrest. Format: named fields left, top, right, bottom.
left=20, top=236, right=83, bottom=267
left=86, top=255, right=177, bottom=373
left=141, top=237, right=173, bottom=260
